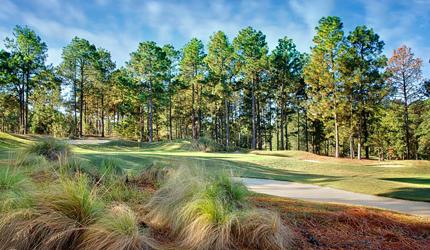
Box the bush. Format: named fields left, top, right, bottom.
left=25, top=138, right=70, bottom=161
left=145, top=167, right=292, bottom=249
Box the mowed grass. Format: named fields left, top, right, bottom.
left=1, top=132, right=430, bottom=202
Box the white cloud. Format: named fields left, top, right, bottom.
left=22, top=14, right=139, bottom=66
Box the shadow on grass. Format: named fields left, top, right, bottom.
left=80, top=152, right=342, bottom=184
left=76, top=140, right=194, bottom=152
left=382, top=177, right=430, bottom=186
left=0, top=137, right=27, bottom=149
left=381, top=187, right=430, bottom=202
left=251, top=152, right=293, bottom=158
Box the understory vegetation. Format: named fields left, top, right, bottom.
left=0, top=139, right=293, bottom=250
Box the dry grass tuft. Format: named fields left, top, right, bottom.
left=0, top=174, right=104, bottom=249
left=80, top=204, right=156, bottom=250
left=145, top=167, right=292, bottom=249
left=134, top=163, right=172, bottom=190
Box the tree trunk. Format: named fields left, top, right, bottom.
left=198, top=83, right=202, bottom=138
left=101, top=94, right=105, bottom=137
left=24, top=72, right=29, bottom=134
left=169, top=94, right=173, bottom=141
left=79, top=65, right=84, bottom=138
left=402, top=77, right=410, bottom=159
left=304, top=109, right=309, bottom=152
left=297, top=108, right=300, bottom=151
left=192, top=82, right=197, bottom=141
left=285, top=113, right=289, bottom=150
left=149, top=81, right=153, bottom=143
left=139, top=105, right=144, bottom=142
left=349, top=134, right=355, bottom=159
left=334, top=113, right=339, bottom=158
left=18, top=85, right=24, bottom=134
left=276, top=118, right=280, bottom=150
left=251, top=83, right=256, bottom=150
left=224, top=98, right=230, bottom=147
left=257, top=100, right=262, bottom=150
left=280, top=104, right=285, bottom=150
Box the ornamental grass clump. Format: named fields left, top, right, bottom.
left=0, top=174, right=104, bottom=250
left=80, top=204, right=156, bottom=250
left=25, top=138, right=71, bottom=161
left=145, top=167, right=293, bottom=250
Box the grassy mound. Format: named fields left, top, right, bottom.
left=145, top=167, right=292, bottom=249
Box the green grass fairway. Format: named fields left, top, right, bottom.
left=1, top=133, right=430, bottom=202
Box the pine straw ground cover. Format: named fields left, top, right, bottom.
left=252, top=196, right=430, bottom=249
left=0, top=139, right=430, bottom=249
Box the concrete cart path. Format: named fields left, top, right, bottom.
left=240, top=177, right=430, bottom=218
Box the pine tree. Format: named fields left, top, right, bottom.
left=304, top=16, right=346, bottom=158
left=180, top=38, right=206, bottom=140
left=387, top=45, right=423, bottom=159
left=233, top=27, right=268, bottom=149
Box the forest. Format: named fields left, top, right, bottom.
left=1, top=16, right=429, bottom=160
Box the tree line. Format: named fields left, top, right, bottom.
left=1, top=16, right=429, bottom=160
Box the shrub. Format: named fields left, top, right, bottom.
left=80, top=204, right=156, bottom=250
left=25, top=138, right=71, bottom=161
left=145, top=167, right=292, bottom=249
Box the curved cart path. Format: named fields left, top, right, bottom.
left=240, top=177, right=430, bottom=218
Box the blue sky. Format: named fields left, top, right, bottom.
left=1, top=0, right=429, bottom=76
